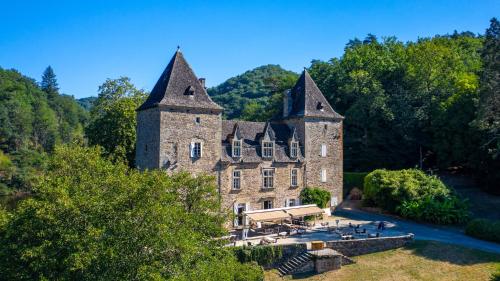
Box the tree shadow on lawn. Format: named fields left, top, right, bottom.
left=408, top=240, right=500, bottom=266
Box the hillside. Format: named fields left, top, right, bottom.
left=207, top=64, right=298, bottom=120
left=77, top=96, right=97, bottom=111
left=0, top=67, right=88, bottom=194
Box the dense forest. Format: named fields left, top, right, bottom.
left=0, top=67, right=88, bottom=194
left=0, top=19, right=498, bottom=195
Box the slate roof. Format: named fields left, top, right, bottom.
left=137, top=50, right=223, bottom=111
left=221, top=120, right=304, bottom=163
left=287, top=70, right=343, bottom=119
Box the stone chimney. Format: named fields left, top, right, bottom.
left=199, top=78, right=206, bottom=88
left=283, top=89, right=292, bottom=118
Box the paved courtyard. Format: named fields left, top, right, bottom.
left=233, top=205, right=500, bottom=254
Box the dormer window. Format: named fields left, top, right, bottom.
left=262, top=141, right=274, bottom=158
left=185, top=85, right=195, bottom=96
left=290, top=141, right=299, bottom=158
left=317, top=102, right=324, bottom=111
left=232, top=139, right=242, bottom=157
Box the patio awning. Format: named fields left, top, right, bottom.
left=285, top=205, right=324, bottom=217
left=245, top=210, right=290, bottom=222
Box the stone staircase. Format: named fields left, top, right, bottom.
left=277, top=252, right=313, bottom=277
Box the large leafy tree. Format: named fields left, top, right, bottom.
left=85, top=77, right=147, bottom=165
left=473, top=18, right=500, bottom=193
left=0, top=145, right=263, bottom=280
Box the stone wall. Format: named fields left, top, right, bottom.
left=136, top=108, right=160, bottom=169
left=285, top=117, right=343, bottom=207
left=303, top=119, right=343, bottom=207
left=325, top=234, right=415, bottom=257
left=219, top=161, right=306, bottom=215
left=158, top=107, right=222, bottom=175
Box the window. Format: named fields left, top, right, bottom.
left=262, top=141, right=274, bottom=158
left=232, top=140, right=241, bottom=157
left=290, top=141, right=298, bottom=158
left=288, top=199, right=296, bottom=207
left=232, top=170, right=241, bottom=189
left=263, top=200, right=273, bottom=209
left=321, top=144, right=327, bottom=157
left=195, top=117, right=201, bottom=124
left=262, top=169, right=274, bottom=189
left=321, top=169, right=327, bottom=183
left=191, top=142, right=202, bottom=158
left=290, top=169, right=298, bottom=187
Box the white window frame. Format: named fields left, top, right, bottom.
left=232, top=170, right=241, bottom=190
left=321, top=168, right=327, bottom=183
left=290, top=141, right=299, bottom=158
left=263, top=200, right=273, bottom=210
left=262, top=141, right=274, bottom=158
left=262, top=169, right=274, bottom=189
left=321, top=144, right=327, bottom=157
left=288, top=198, right=296, bottom=207
left=290, top=168, right=298, bottom=187
left=190, top=142, right=202, bottom=158
left=232, top=139, right=242, bottom=157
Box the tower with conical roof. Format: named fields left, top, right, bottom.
left=282, top=69, right=344, bottom=206
left=135, top=49, right=223, bottom=172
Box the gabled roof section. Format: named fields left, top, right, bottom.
left=231, top=123, right=242, bottom=140
left=288, top=70, right=343, bottom=119
left=289, top=127, right=299, bottom=141
left=262, top=122, right=276, bottom=141
left=137, top=49, right=223, bottom=111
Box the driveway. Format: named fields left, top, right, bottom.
left=334, top=205, right=500, bottom=254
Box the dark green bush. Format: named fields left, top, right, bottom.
left=300, top=187, right=331, bottom=208
left=465, top=219, right=500, bottom=243
left=344, top=172, right=368, bottom=198
left=233, top=245, right=284, bottom=266
left=363, top=169, right=469, bottom=224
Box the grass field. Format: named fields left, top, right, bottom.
left=265, top=240, right=500, bottom=281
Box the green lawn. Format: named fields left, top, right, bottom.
left=265, top=240, right=500, bottom=281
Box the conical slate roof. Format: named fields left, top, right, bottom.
left=137, top=50, right=223, bottom=111
left=288, top=70, right=343, bottom=119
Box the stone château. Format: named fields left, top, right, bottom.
left=136, top=50, right=344, bottom=227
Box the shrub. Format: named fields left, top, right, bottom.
left=300, top=187, right=331, bottom=208
left=233, top=245, right=284, bottom=266
left=465, top=219, right=500, bottom=243
left=363, top=169, right=469, bottom=224
left=344, top=172, right=368, bottom=198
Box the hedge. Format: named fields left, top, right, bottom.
left=233, top=245, right=283, bottom=266
left=465, top=218, right=500, bottom=243
left=344, top=172, right=368, bottom=198
left=363, top=169, right=469, bottom=224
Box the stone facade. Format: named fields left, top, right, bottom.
left=136, top=50, right=344, bottom=228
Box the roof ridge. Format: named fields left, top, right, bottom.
left=137, top=50, right=223, bottom=111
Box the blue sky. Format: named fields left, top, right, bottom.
left=1, top=0, right=498, bottom=98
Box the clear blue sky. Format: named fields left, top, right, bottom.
left=1, top=0, right=498, bottom=98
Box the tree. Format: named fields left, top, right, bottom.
left=300, top=187, right=331, bottom=208
left=85, top=77, right=147, bottom=165
left=473, top=18, right=500, bottom=194
left=40, top=66, right=59, bottom=100
left=0, top=145, right=262, bottom=280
